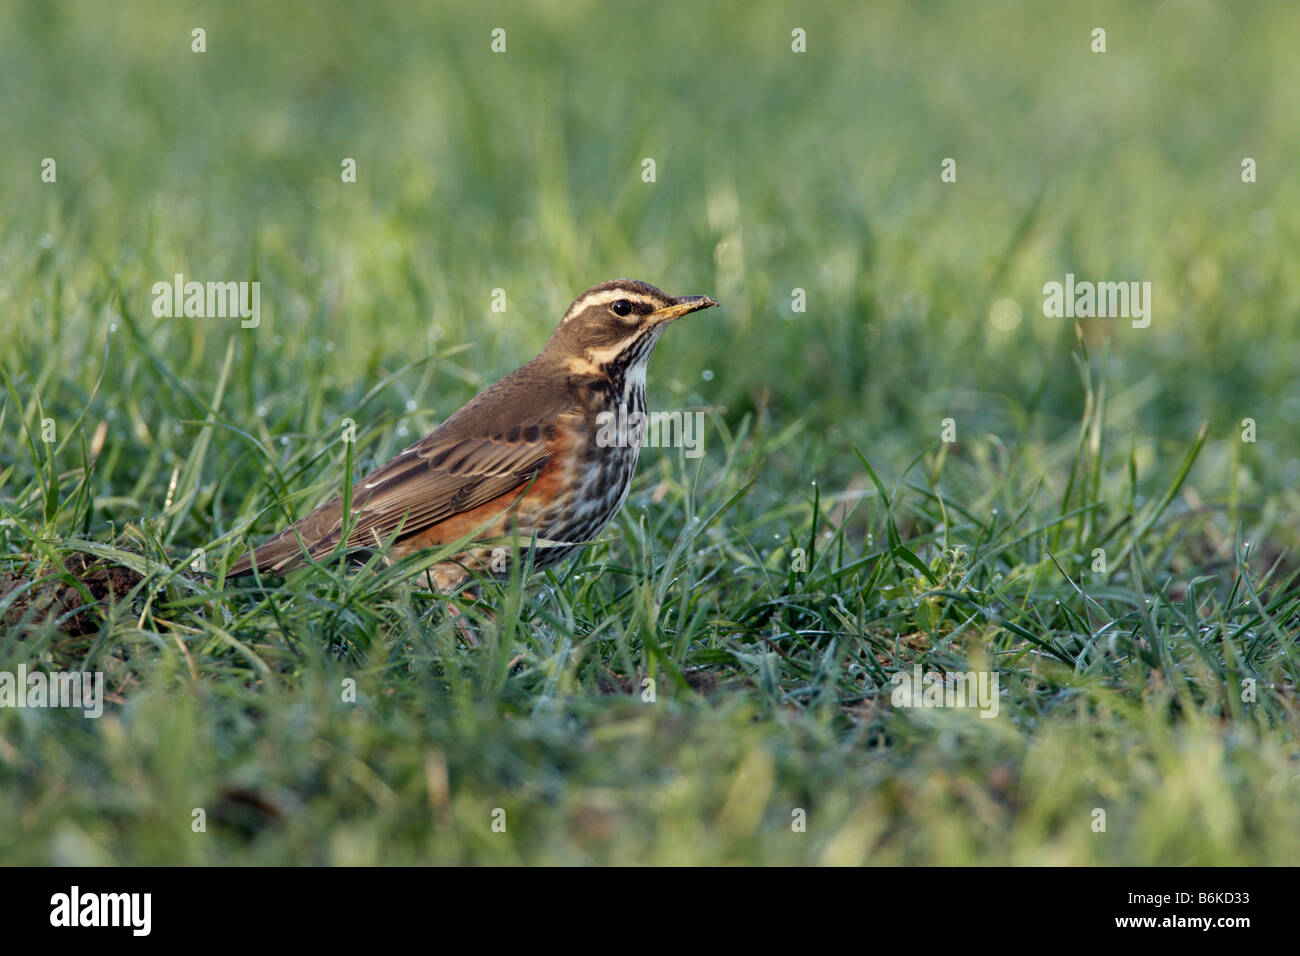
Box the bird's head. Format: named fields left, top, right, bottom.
left=544, top=279, right=718, bottom=377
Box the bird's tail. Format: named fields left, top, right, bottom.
left=226, top=497, right=346, bottom=577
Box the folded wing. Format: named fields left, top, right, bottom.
left=227, top=428, right=551, bottom=576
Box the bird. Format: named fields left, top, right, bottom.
left=226, top=279, right=719, bottom=589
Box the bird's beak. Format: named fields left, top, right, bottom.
left=647, top=295, right=720, bottom=326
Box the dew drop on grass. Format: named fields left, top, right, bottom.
left=701, top=369, right=713, bottom=381
left=38, top=234, right=54, bottom=249
left=406, top=399, right=416, bottom=412
left=280, top=437, right=289, bottom=446
left=256, top=405, right=267, bottom=417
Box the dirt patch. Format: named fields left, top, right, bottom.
left=0, top=552, right=145, bottom=636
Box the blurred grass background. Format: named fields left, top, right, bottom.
left=1, top=0, right=1298, bottom=864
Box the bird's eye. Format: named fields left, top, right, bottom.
left=611, top=299, right=633, bottom=317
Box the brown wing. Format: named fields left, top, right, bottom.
left=227, top=361, right=569, bottom=577
left=227, top=432, right=550, bottom=576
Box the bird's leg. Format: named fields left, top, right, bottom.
left=444, top=588, right=498, bottom=647
left=445, top=593, right=479, bottom=647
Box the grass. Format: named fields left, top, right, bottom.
left=1, top=0, right=1298, bottom=864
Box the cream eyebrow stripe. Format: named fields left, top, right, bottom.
left=562, top=290, right=660, bottom=321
